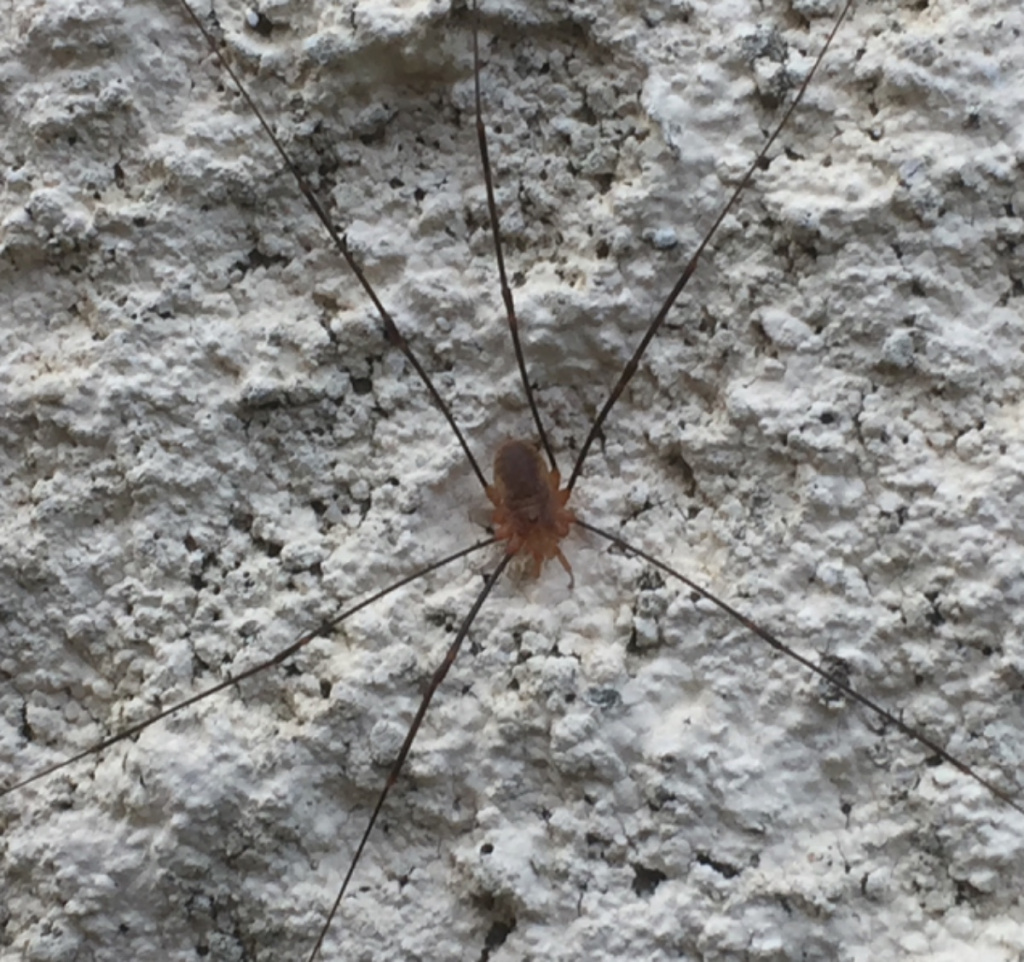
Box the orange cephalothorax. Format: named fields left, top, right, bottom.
left=486, top=439, right=575, bottom=582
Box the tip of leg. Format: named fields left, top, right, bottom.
left=557, top=549, right=574, bottom=589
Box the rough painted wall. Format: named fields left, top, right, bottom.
left=2, top=0, right=1023, bottom=960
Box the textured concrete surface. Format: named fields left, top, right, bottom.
left=2, top=0, right=1023, bottom=960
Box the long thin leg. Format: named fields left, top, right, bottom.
left=578, top=519, right=1023, bottom=818
left=175, top=0, right=489, bottom=490
left=471, top=0, right=557, bottom=471
left=0, top=539, right=495, bottom=797
left=307, top=552, right=513, bottom=962
left=567, top=0, right=854, bottom=492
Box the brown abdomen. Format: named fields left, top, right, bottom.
left=492, top=440, right=554, bottom=525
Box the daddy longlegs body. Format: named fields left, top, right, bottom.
left=3, top=0, right=1024, bottom=959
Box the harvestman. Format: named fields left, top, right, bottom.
left=6, top=0, right=1024, bottom=958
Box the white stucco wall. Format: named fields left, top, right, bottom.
left=2, top=0, right=1023, bottom=960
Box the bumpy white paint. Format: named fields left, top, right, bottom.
left=2, top=0, right=1023, bottom=960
